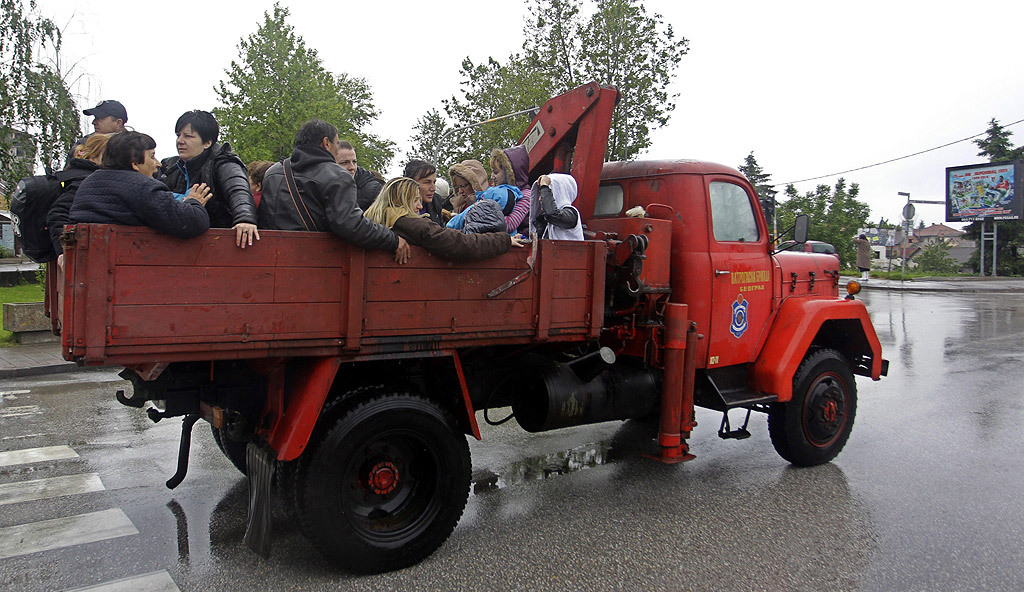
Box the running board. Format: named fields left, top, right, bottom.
left=699, top=366, right=778, bottom=411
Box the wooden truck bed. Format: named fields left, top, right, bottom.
left=56, top=225, right=607, bottom=367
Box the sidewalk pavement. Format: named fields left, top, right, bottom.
left=2, top=276, right=1023, bottom=379
left=0, top=342, right=79, bottom=379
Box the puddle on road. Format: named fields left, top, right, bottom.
left=471, top=440, right=614, bottom=494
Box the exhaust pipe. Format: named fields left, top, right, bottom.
left=512, top=349, right=659, bottom=432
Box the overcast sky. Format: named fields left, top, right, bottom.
left=35, top=0, right=1024, bottom=229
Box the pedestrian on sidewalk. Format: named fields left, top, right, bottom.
left=854, top=234, right=872, bottom=281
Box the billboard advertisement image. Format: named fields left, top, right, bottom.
left=946, top=160, right=1022, bottom=222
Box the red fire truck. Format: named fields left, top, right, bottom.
left=50, top=82, right=886, bottom=573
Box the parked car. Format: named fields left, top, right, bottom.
left=777, top=240, right=841, bottom=266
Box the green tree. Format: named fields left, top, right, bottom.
left=963, top=117, right=1024, bottom=275
left=577, top=0, right=687, bottom=160
left=778, top=178, right=870, bottom=268
left=738, top=151, right=778, bottom=235
left=1, top=0, right=79, bottom=192
left=974, top=118, right=1024, bottom=161
left=914, top=239, right=960, bottom=275
left=409, top=56, right=550, bottom=171
left=411, top=0, right=687, bottom=169
left=408, top=108, right=454, bottom=168
left=213, top=3, right=394, bottom=170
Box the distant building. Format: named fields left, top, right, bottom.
left=915, top=223, right=966, bottom=244
left=857, top=224, right=973, bottom=272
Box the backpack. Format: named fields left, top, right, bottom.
left=10, top=173, right=65, bottom=263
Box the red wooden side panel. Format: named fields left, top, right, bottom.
left=61, top=225, right=608, bottom=365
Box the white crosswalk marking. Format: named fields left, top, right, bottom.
left=64, top=570, right=180, bottom=592
left=0, top=508, right=138, bottom=559
left=0, top=473, right=104, bottom=506
left=0, top=444, right=79, bottom=467
left=0, top=405, right=42, bottom=418
left=0, top=389, right=31, bottom=398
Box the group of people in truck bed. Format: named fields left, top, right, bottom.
left=52, top=100, right=583, bottom=268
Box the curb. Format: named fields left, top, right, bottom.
left=0, top=361, right=84, bottom=380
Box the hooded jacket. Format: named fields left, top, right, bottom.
left=161, top=142, right=256, bottom=229
left=446, top=184, right=522, bottom=232
left=448, top=160, right=488, bottom=213
left=258, top=144, right=398, bottom=253
left=491, top=147, right=531, bottom=233
left=530, top=173, right=583, bottom=241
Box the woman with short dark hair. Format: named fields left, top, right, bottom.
left=70, top=131, right=212, bottom=238
left=161, top=110, right=259, bottom=248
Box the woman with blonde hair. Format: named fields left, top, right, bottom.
left=365, top=177, right=525, bottom=261
left=48, top=133, right=115, bottom=265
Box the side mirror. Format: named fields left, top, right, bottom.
left=793, top=214, right=809, bottom=244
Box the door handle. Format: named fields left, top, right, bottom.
left=714, top=269, right=731, bottom=276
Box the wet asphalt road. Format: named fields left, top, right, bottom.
left=1, top=288, right=1024, bottom=591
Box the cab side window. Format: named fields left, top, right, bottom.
left=709, top=181, right=759, bottom=242
left=594, top=184, right=624, bottom=216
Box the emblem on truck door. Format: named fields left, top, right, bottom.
left=730, top=294, right=748, bottom=338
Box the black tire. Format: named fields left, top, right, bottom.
left=277, top=384, right=393, bottom=538
left=768, top=348, right=857, bottom=466
left=297, top=393, right=471, bottom=573
left=210, top=424, right=248, bottom=476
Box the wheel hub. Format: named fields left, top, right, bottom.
left=822, top=399, right=838, bottom=423
left=367, top=460, right=400, bottom=495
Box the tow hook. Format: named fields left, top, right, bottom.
left=116, top=389, right=147, bottom=408
left=165, top=414, right=200, bottom=489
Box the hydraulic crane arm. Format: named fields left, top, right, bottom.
left=518, top=82, right=619, bottom=219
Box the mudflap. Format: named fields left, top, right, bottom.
left=244, top=441, right=276, bottom=558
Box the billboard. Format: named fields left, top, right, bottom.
left=946, top=160, right=1022, bottom=222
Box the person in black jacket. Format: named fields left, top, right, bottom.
left=71, top=132, right=212, bottom=238
left=48, top=133, right=113, bottom=268
left=257, top=119, right=410, bottom=263
left=160, top=110, right=259, bottom=248
left=335, top=141, right=383, bottom=210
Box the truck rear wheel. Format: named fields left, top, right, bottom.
left=768, top=349, right=857, bottom=466
left=210, top=425, right=248, bottom=476
left=297, top=393, right=470, bottom=573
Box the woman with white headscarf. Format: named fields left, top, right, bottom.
left=529, top=173, right=583, bottom=240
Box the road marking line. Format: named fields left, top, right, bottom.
left=0, top=445, right=79, bottom=467
left=0, top=473, right=104, bottom=506
left=64, top=570, right=180, bottom=592
left=0, top=389, right=31, bottom=398
left=1, top=432, right=50, bottom=442
left=0, top=508, right=138, bottom=560
left=0, top=405, right=42, bottom=418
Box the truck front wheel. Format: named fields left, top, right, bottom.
left=297, top=393, right=471, bottom=573
left=768, top=349, right=857, bottom=466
